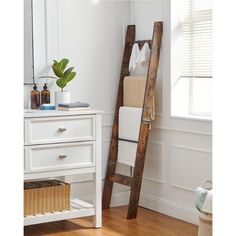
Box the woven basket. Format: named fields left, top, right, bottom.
left=24, top=180, right=70, bottom=216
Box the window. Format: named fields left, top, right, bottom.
left=171, top=0, right=212, bottom=119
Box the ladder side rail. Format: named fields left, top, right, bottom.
left=127, top=22, right=163, bottom=219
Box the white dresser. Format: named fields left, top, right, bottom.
left=24, top=110, right=102, bottom=227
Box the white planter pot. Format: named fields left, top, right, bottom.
left=55, top=91, right=71, bottom=106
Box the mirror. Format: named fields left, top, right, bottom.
left=24, top=0, right=58, bottom=86
left=24, top=0, right=34, bottom=84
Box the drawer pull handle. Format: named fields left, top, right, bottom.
left=58, top=128, right=67, bottom=132
left=59, top=155, right=67, bottom=159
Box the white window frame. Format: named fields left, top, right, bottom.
left=171, top=0, right=212, bottom=120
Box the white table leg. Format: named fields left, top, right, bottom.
left=93, top=114, right=102, bottom=228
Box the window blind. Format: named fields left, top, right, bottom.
left=179, top=0, right=212, bottom=78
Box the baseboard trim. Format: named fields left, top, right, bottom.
left=139, top=194, right=198, bottom=225
left=79, top=192, right=198, bottom=225
left=110, top=191, right=130, bottom=207
left=79, top=191, right=130, bottom=207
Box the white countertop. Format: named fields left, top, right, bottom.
left=24, top=109, right=102, bottom=118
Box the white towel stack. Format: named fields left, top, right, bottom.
left=118, top=107, right=142, bottom=167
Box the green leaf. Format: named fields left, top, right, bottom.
left=64, top=72, right=76, bottom=84
left=53, top=60, right=61, bottom=69
left=64, top=67, right=74, bottom=77
left=60, top=58, right=69, bottom=71
left=56, top=78, right=65, bottom=89
left=52, top=64, right=64, bottom=78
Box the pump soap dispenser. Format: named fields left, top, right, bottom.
left=41, top=83, right=50, bottom=105
left=31, top=83, right=40, bottom=109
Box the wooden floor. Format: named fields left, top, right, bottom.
left=24, top=206, right=198, bottom=236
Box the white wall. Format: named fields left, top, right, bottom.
left=55, top=0, right=131, bottom=202
left=130, top=0, right=212, bottom=224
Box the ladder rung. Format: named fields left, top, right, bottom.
left=118, top=138, right=138, bottom=144
left=132, top=40, right=152, bottom=48
left=108, top=174, right=132, bottom=187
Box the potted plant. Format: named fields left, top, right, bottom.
left=40, top=58, right=77, bottom=106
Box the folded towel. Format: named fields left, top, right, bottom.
left=195, top=181, right=212, bottom=214
left=118, top=140, right=137, bottom=167
left=124, top=76, right=146, bottom=107
left=119, top=106, right=142, bottom=142
left=203, top=189, right=212, bottom=214
left=123, top=76, right=155, bottom=120
left=129, top=43, right=140, bottom=72
left=130, top=65, right=149, bottom=76
left=58, top=101, right=90, bottom=108
left=40, top=104, right=56, bottom=110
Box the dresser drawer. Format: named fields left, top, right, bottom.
left=25, top=142, right=95, bottom=172
left=25, top=115, right=95, bottom=145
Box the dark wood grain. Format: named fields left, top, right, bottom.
left=102, top=25, right=135, bottom=209
left=142, top=22, right=163, bottom=121
left=127, top=22, right=163, bottom=219
left=108, top=174, right=132, bottom=187
left=132, top=40, right=152, bottom=49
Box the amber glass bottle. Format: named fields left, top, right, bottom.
left=31, top=83, right=40, bottom=109
left=41, top=83, right=50, bottom=105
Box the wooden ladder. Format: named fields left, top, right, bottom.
left=102, top=22, right=163, bottom=219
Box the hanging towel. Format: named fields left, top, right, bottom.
left=136, top=42, right=151, bottom=68
left=123, top=76, right=156, bottom=120
left=119, top=106, right=142, bottom=142
left=129, top=43, right=140, bottom=72
left=118, top=140, right=137, bottom=167
left=129, top=43, right=150, bottom=76
left=124, top=76, right=146, bottom=107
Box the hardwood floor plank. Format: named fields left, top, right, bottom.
left=24, top=206, right=198, bottom=236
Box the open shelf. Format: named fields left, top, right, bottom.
left=24, top=199, right=95, bottom=226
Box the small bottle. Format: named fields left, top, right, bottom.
left=41, top=83, right=50, bottom=105
left=31, top=83, right=40, bottom=109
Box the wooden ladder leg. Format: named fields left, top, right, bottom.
left=127, top=123, right=150, bottom=219
left=102, top=25, right=135, bottom=209
left=102, top=136, right=118, bottom=209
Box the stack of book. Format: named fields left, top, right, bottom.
left=58, top=102, right=90, bottom=111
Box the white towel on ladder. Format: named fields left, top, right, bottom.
left=136, top=42, right=150, bottom=68
left=118, top=140, right=137, bottom=167
left=118, top=107, right=142, bottom=167
left=129, top=42, right=150, bottom=76
left=118, top=107, right=142, bottom=142
left=129, top=43, right=140, bottom=72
